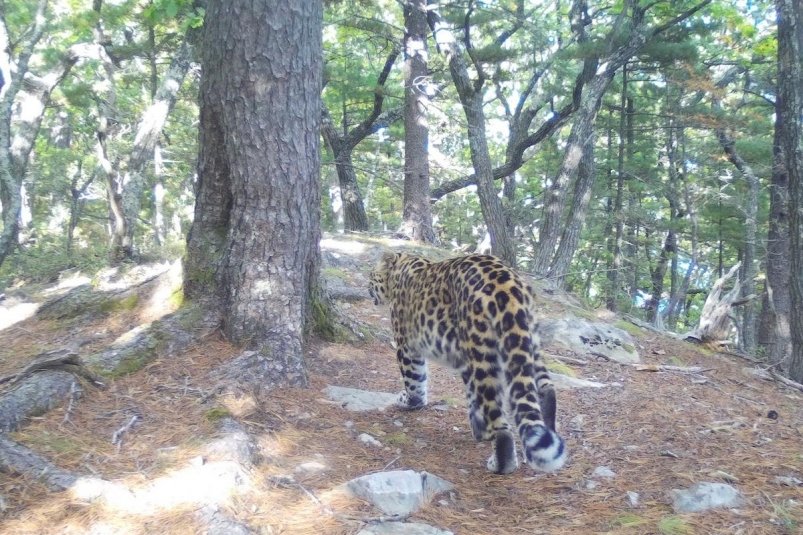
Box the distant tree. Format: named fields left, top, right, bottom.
left=184, top=1, right=323, bottom=385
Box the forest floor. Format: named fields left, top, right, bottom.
left=0, top=236, right=801, bottom=535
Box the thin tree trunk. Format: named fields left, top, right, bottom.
left=716, top=127, right=759, bottom=353
left=547, top=130, right=596, bottom=286
left=400, top=0, right=436, bottom=242
left=607, top=66, right=628, bottom=311
left=110, top=38, right=195, bottom=261
left=428, top=4, right=517, bottom=264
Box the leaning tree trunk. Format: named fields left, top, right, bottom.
left=547, top=130, right=596, bottom=286
left=185, top=1, right=322, bottom=386
left=776, top=0, right=803, bottom=382
left=429, top=6, right=516, bottom=265
left=110, top=38, right=195, bottom=261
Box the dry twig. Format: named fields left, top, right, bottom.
left=111, top=415, right=139, bottom=451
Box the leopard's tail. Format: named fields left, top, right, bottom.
left=503, top=328, right=567, bottom=473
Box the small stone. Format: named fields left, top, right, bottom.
left=670, top=482, right=744, bottom=513
left=773, top=475, right=803, bottom=487
left=294, top=461, right=327, bottom=475
left=345, top=470, right=454, bottom=517
left=357, top=521, right=454, bottom=535
left=393, top=420, right=404, bottom=427
left=324, top=385, right=399, bottom=412
left=569, top=414, right=585, bottom=431
left=710, top=470, right=739, bottom=483
left=626, top=491, right=640, bottom=508
left=345, top=420, right=354, bottom=429
left=585, top=480, right=599, bottom=490
left=359, top=433, right=382, bottom=447
left=592, top=466, right=616, bottom=479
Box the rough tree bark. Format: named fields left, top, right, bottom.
left=184, top=1, right=323, bottom=386
left=399, top=0, right=436, bottom=243
left=776, top=0, right=803, bottom=382
left=759, top=99, right=792, bottom=369
left=321, top=50, right=400, bottom=233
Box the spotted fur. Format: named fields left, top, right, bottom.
left=369, top=252, right=567, bottom=474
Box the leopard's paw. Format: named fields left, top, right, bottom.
left=396, top=390, right=427, bottom=410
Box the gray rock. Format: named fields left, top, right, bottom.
left=359, top=433, right=383, bottom=447
left=592, top=466, right=616, bottom=479
left=325, top=386, right=399, bottom=412
left=670, top=482, right=744, bottom=513
left=542, top=317, right=640, bottom=364
left=358, top=521, right=453, bottom=535
left=294, top=461, right=327, bottom=475
left=345, top=470, right=454, bottom=516
left=552, top=373, right=607, bottom=389
left=773, top=475, right=803, bottom=487
left=626, top=491, right=640, bottom=508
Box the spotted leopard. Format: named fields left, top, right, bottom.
left=369, top=252, right=567, bottom=474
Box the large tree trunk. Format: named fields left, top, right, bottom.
left=184, top=1, right=322, bottom=386
left=400, top=0, right=436, bottom=243
left=759, top=101, right=792, bottom=369
left=776, top=0, right=803, bottom=382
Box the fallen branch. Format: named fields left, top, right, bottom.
left=634, top=364, right=711, bottom=374
left=111, top=415, right=138, bottom=451
left=769, top=370, right=803, bottom=393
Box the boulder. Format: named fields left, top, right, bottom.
left=345, top=470, right=454, bottom=516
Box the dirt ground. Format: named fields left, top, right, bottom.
left=0, top=252, right=801, bottom=535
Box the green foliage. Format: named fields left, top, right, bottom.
left=657, top=515, right=692, bottom=535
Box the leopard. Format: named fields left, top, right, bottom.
left=369, top=251, right=567, bottom=474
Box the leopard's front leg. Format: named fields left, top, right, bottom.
left=395, top=345, right=428, bottom=410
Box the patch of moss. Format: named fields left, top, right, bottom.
left=621, top=343, right=636, bottom=354
left=572, top=307, right=597, bottom=321
left=668, top=355, right=686, bottom=366
left=657, top=515, right=692, bottom=535
left=204, top=407, right=232, bottom=423
left=100, top=294, right=139, bottom=314
left=168, top=287, right=185, bottom=308
left=22, top=431, right=81, bottom=455
left=322, top=266, right=348, bottom=280
left=176, top=305, right=203, bottom=330
left=610, top=513, right=647, bottom=528
left=546, top=358, right=576, bottom=377
left=383, top=432, right=412, bottom=446
left=614, top=319, right=645, bottom=338
left=105, top=352, right=150, bottom=378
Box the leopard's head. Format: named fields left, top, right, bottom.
left=368, top=252, right=399, bottom=305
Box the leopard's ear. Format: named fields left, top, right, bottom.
left=380, top=251, right=401, bottom=267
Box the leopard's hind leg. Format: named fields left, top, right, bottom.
left=460, top=354, right=518, bottom=474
